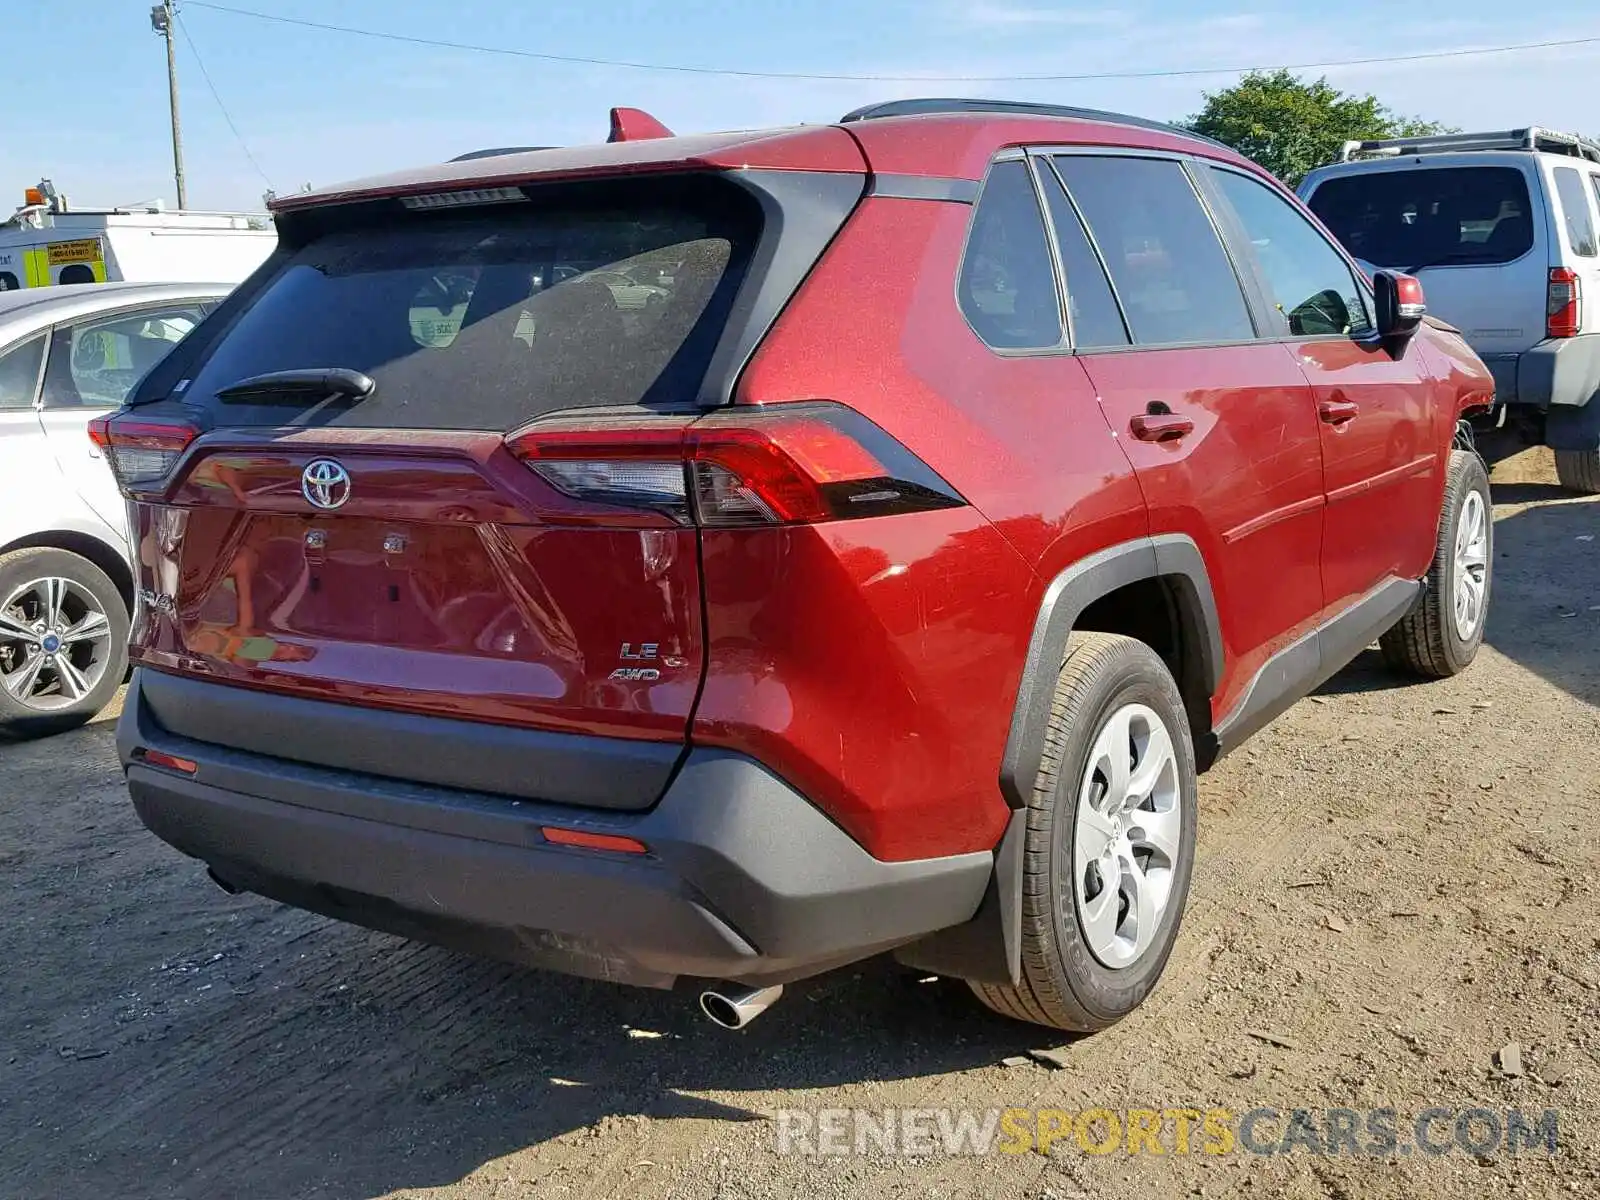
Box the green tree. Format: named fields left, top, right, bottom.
left=1183, top=70, right=1450, bottom=185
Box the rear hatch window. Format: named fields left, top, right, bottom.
left=1307, top=166, right=1534, bottom=272
left=184, top=175, right=760, bottom=430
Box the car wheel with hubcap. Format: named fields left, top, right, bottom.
left=1380, top=449, right=1493, bottom=678
left=0, top=547, right=129, bottom=739
left=969, top=631, right=1198, bottom=1032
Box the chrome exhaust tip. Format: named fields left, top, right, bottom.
left=698, top=983, right=783, bottom=1030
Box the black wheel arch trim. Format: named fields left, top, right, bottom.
left=998, top=533, right=1223, bottom=811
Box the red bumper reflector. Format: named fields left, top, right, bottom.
left=138, top=749, right=198, bottom=775
left=541, top=827, right=649, bottom=855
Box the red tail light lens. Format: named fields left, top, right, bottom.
left=135, top=748, right=198, bottom=776
left=506, top=403, right=964, bottom=527
left=541, top=827, right=649, bottom=855
left=88, top=414, right=200, bottom=493
left=1548, top=268, right=1582, bottom=338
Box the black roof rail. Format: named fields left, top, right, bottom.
left=448, top=146, right=556, bottom=163
left=838, top=98, right=1231, bottom=152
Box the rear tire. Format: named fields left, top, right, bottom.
left=0, top=548, right=129, bottom=739
left=1379, top=450, right=1492, bottom=679
left=1554, top=448, right=1600, bottom=495
left=969, top=632, right=1197, bottom=1032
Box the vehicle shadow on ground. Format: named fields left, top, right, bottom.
left=1317, top=486, right=1597, bottom=706
left=12, top=912, right=1054, bottom=1200
left=1480, top=495, right=1599, bottom=706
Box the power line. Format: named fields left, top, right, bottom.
left=183, top=2, right=1600, bottom=84
left=175, top=9, right=274, bottom=189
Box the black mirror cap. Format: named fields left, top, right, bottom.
left=1374, top=270, right=1427, bottom=341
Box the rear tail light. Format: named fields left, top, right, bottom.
left=1548, top=268, right=1582, bottom=338
left=506, top=403, right=965, bottom=527
left=88, top=414, right=200, bottom=493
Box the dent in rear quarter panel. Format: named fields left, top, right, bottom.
left=719, top=195, right=1146, bottom=862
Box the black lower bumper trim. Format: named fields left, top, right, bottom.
left=119, top=671, right=994, bottom=989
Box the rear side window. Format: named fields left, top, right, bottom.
left=1306, top=167, right=1534, bottom=270
left=1035, top=162, right=1129, bottom=349
left=1552, top=167, right=1598, bottom=257
left=0, top=334, right=45, bottom=409
left=1052, top=155, right=1255, bottom=346
left=43, top=304, right=203, bottom=409
left=184, top=179, right=758, bottom=429
left=959, top=161, right=1063, bottom=350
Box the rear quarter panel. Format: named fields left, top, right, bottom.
left=720, top=195, right=1147, bottom=861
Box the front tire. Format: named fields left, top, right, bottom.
left=0, top=548, right=129, bottom=739
left=1379, top=450, right=1492, bottom=679
left=1554, top=448, right=1600, bottom=495
left=969, top=632, right=1198, bottom=1032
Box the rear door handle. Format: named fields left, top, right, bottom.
left=1130, top=413, right=1195, bottom=443
left=1319, top=399, right=1360, bottom=426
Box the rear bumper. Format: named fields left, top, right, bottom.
left=117, top=670, right=992, bottom=988
left=1494, top=335, right=1600, bottom=411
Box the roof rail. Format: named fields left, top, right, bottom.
left=1339, top=127, right=1600, bottom=166
left=839, top=98, right=1232, bottom=152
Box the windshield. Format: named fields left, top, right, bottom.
left=184, top=180, right=758, bottom=430
left=1307, top=166, right=1534, bottom=271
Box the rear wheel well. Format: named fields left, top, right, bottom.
left=0, top=532, right=133, bottom=614
left=1072, top=576, right=1215, bottom=767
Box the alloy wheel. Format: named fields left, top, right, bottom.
left=1071, top=702, right=1183, bottom=970
left=0, top=577, right=114, bottom=711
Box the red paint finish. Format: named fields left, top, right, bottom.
left=1295, top=337, right=1441, bottom=609
left=122, top=109, right=1497, bottom=879
left=737, top=196, right=1150, bottom=578
left=692, top=509, right=1036, bottom=862
left=1083, top=345, right=1327, bottom=722
left=608, top=107, right=674, bottom=143
left=130, top=436, right=703, bottom=741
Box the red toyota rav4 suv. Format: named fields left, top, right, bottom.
left=101, top=101, right=1495, bottom=1032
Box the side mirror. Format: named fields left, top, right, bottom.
left=1374, top=271, right=1426, bottom=343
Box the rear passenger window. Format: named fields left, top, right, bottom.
left=959, top=161, right=1063, bottom=350
left=1553, top=167, right=1598, bottom=257
left=1052, top=156, right=1254, bottom=346
left=1035, top=162, right=1129, bottom=349
left=1209, top=168, right=1373, bottom=338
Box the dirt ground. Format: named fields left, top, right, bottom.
left=2, top=444, right=1597, bottom=1200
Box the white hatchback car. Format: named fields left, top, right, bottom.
left=0, top=281, right=230, bottom=737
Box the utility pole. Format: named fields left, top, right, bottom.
left=150, top=1, right=188, bottom=210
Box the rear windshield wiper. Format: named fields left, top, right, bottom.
left=215, top=368, right=376, bottom=405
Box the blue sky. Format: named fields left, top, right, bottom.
left=7, top=1, right=1600, bottom=212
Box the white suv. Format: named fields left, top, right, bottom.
left=1300, top=127, right=1600, bottom=492
left=0, top=281, right=230, bottom=737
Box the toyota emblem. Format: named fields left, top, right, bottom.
left=301, top=459, right=352, bottom=510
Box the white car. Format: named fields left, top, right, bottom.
left=0, top=281, right=231, bottom=737
left=1300, top=127, right=1600, bottom=493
